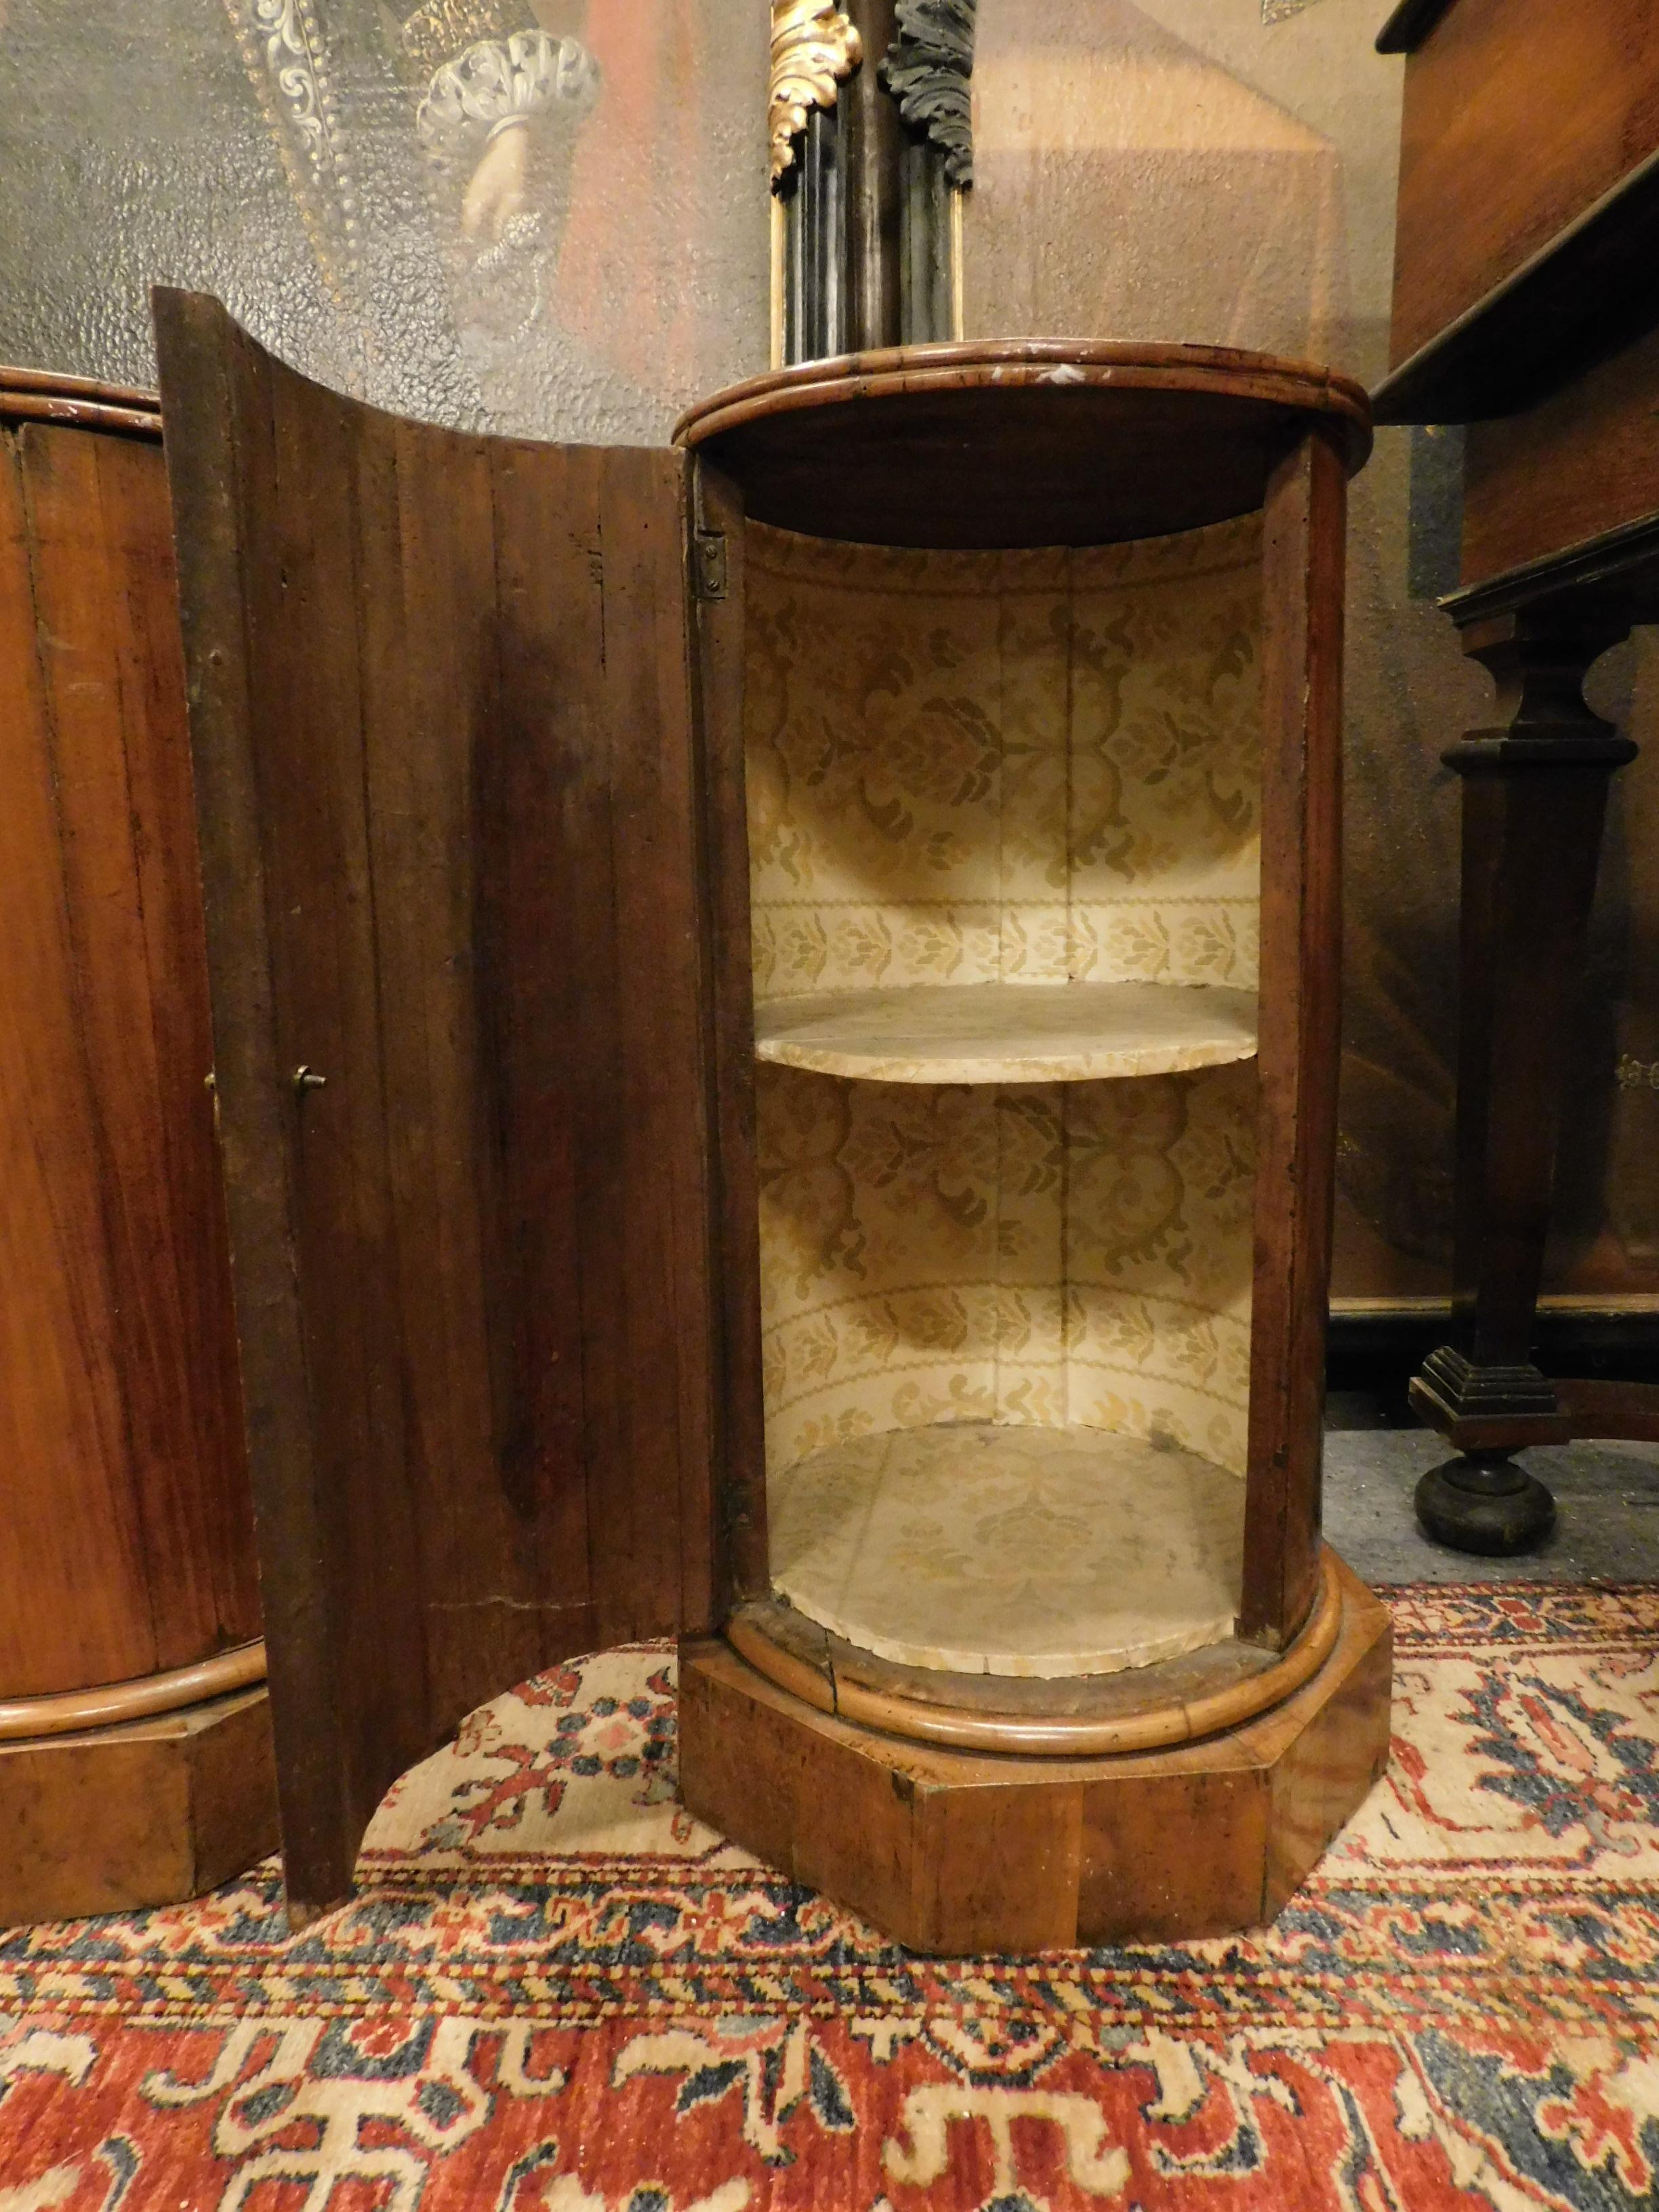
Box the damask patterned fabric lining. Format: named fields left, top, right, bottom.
left=743, top=511, right=1264, bottom=1002
left=745, top=514, right=1263, bottom=1536
left=757, top=1063, right=1256, bottom=1482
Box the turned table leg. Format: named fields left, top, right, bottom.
left=1411, top=602, right=1635, bottom=1554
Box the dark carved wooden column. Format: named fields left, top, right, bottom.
left=770, top=0, right=975, bottom=365
left=1411, top=596, right=1637, bottom=1553
left=883, top=0, right=976, bottom=344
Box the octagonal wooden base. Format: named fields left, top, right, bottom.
left=0, top=1687, right=277, bottom=1927
left=678, top=1555, right=1391, bottom=1954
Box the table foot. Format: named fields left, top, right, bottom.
left=1414, top=1451, right=1557, bottom=1557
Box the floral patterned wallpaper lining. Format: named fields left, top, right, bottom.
left=743, top=512, right=1264, bottom=1002
left=744, top=512, right=1263, bottom=1496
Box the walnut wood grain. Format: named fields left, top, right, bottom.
left=0, top=410, right=257, bottom=1705
left=689, top=460, right=771, bottom=1610
left=1387, top=0, right=1659, bottom=375
left=680, top=1556, right=1391, bottom=1952
left=154, top=290, right=723, bottom=1923
left=0, top=365, right=162, bottom=441
left=1460, top=323, right=1659, bottom=586
left=727, top=1548, right=1343, bottom=1757
left=1240, top=429, right=1348, bottom=1650
left=0, top=1686, right=276, bottom=1927
left=0, top=1641, right=266, bottom=1742
left=676, top=342, right=1370, bottom=549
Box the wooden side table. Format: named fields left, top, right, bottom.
left=1376, top=0, right=1659, bottom=1551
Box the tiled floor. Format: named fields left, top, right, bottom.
left=1324, top=1422, right=1659, bottom=1584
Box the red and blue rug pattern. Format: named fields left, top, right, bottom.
left=2, top=1582, right=1658, bottom=2209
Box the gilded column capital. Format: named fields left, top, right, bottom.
left=771, top=0, right=863, bottom=186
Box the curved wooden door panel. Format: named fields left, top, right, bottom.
left=153, top=289, right=721, bottom=1921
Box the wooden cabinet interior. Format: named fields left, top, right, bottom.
left=737, top=501, right=1267, bottom=1681
left=154, top=296, right=1390, bottom=1947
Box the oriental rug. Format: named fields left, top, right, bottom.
left=2, top=1582, right=1658, bottom=2211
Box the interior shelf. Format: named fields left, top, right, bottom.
left=769, top=1421, right=1246, bottom=1678
left=752, top=981, right=1258, bottom=1085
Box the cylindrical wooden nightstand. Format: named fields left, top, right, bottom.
left=0, top=368, right=274, bottom=1923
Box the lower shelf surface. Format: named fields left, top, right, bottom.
left=770, top=1419, right=1246, bottom=1677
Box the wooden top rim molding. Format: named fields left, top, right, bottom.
left=727, top=1549, right=1345, bottom=1758
left=0, top=1641, right=266, bottom=1744
left=1, top=364, right=162, bottom=440
left=680, top=341, right=1369, bottom=549
left=676, top=339, right=1373, bottom=462
left=1374, top=0, right=1456, bottom=54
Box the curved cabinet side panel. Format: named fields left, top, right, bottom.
left=0, top=411, right=258, bottom=1701
left=1240, top=425, right=1349, bottom=1649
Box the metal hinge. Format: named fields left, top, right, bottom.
left=694, top=531, right=729, bottom=601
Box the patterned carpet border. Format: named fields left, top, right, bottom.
left=2, top=1580, right=1658, bottom=2209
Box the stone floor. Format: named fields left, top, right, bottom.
left=1324, top=1414, right=1659, bottom=1584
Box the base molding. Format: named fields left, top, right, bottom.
left=678, top=1556, right=1392, bottom=1954
left=0, top=1685, right=277, bottom=1927
left=1410, top=1345, right=1572, bottom=1451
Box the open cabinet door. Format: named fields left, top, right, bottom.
left=152, top=290, right=723, bottom=1922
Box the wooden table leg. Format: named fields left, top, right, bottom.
left=1410, top=600, right=1635, bottom=1554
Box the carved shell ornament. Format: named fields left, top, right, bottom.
left=771, top=1, right=863, bottom=186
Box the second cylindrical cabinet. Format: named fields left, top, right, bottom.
left=0, top=367, right=272, bottom=1924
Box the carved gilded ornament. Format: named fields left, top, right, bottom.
left=770, top=0, right=863, bottom=186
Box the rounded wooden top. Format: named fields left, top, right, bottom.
left=676, top=339, right=1372, bottom=550
left=0, top=365, right=162, bottom=441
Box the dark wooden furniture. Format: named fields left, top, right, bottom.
left=0, top=367, right=274, bottom=1922
left=771, top=0, right=970, bottom=365
left=1376, top=0, right=1659, bottom=1551
left=155, top=292, right=1391, bottom=1950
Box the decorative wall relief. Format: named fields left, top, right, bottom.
left=881, top=0, right=977, bottom=185
left=769, top=0, right=863, bottom=186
